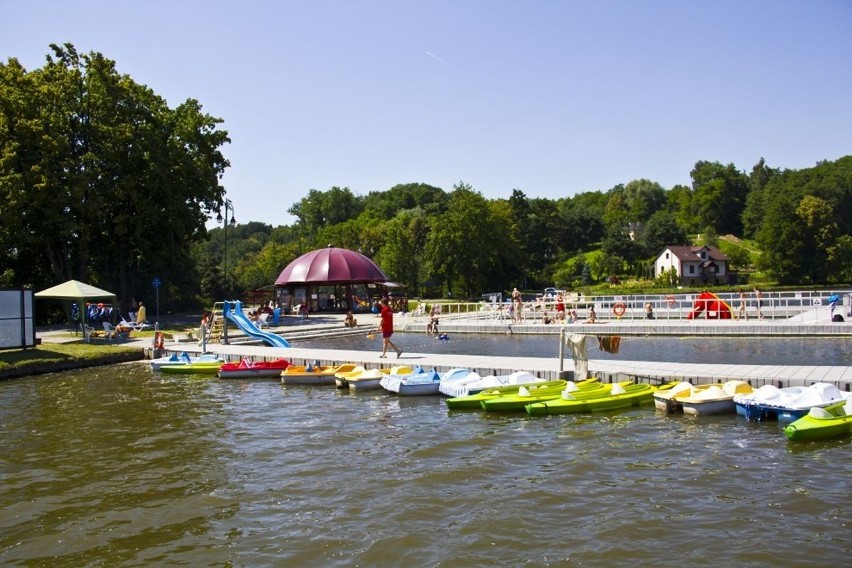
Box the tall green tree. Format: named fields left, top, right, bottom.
left=287, top=186, right=364, bottom=240
left=690, top=161, right=749, bottom=236
left=755, top=157, right=852, bottom=283
left=640, top=210, right=688, bottom=258
left=741, top=157, right=779, bottom=238
left=423, top=183, right=513, bottom=297
left=0, top=44, right=229, bottom=311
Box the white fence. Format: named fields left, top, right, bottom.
left=403, top=290, right=850, bottom=324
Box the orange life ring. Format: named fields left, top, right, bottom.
left=666, top=295, right=676, bottom=307
left=612, top=302, right=627, bottom=317
left=154, top=331, right=165, bottom=350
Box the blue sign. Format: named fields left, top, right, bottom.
left=152, top=277, right=161, bottom=289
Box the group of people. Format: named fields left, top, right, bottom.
left=736, top=287, right=764, bottom=320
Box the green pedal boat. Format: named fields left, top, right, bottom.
left=783, top=399, right=852, bottom=442
left=445, top=379, right=567, bottom=409
left=480, top=380, right=618, bottom=413
left=525, top=382, right=658, bottom=416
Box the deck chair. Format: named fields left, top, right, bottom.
left=102, top=322, right=118, bottom=342
left=256, top=312, right=270, bottom=328
left=119, top=316, right=150, bottom=331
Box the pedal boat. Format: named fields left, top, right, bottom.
left=481, top=379, right=614, bottom=413
left=734, top=382, right=851, bottom=423
left=280, top=363, right=359, bottom=385
left=157, top=359, right=223, bottom=375
left=380, top=366, right=442, bottom=396
left=440, top=370, right=542, bottom=398
left=435, top=368, right=483, bottom=397
left=218, top=358, right=291, bottom=379
left=679, top=380, right=753, bottom=416
left=150, top=351, right=221, bottom=371
left=653, top=381, right=696, bottom=413
left=783, top=399, right=852, bottom=442
left=445, top=378, right=568, bottom=410
left=524, top=381, right=651, bottom=416
left=336, top=366, right=414, bottom=391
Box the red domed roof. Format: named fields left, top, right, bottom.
left=275, top=247, right=389, bottom=285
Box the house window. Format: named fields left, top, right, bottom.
left=689, top=265, right=695, bottom=274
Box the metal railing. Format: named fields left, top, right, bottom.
left=407, top=290, right=850, bottom=323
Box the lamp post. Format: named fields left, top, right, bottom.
left=217, top=199, right=236, bottom=344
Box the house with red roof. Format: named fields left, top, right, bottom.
left=654, top=245, right=730, bottom=285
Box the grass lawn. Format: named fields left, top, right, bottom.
left=0, top=342, right=144, bottom=377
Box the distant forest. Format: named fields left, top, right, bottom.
left=2, top=45, right=850, bottom=314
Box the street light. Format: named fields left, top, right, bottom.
left=217, top=199, right=236, bottom=343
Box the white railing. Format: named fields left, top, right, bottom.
left=408, top=290, right=850, bottom=323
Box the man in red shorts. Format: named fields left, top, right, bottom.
left=377, top=298, right=402, bottom=358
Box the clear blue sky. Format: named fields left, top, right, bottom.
left=3, top=0, right=851, bottom=227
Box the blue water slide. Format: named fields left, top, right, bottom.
left=223, top=300, right=291, bottom=348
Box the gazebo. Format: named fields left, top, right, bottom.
left=274, top=247, right=402, bottom=313
left=34, top=279, right=117, bottom=333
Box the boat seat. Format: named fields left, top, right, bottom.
left=808, top=406, right=832, bottom=418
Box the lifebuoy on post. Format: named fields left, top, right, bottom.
left=154, top=331, right=165, bottom=350
left=612, top=302, right=627, bottom=317
left=666, top=295, right=676, bottom=307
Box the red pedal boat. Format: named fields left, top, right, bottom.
left=218, top=358, right=291, bottom=379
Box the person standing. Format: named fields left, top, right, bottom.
left=511, top=287, right=522, bottom=323
left=198, top=312, right=209, bottom=346
left=737, top=290, right=748, bottom=320
left=753, top=287, right=764, bottom=319
left=136, top=301, right=146, bottom=324
left=377, top=298, right=402, bottom=358
left=644, top=302, right=655, bottom=320
left=555, top=293, right=566, bottom=321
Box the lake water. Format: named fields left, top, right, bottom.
left=1, top=360, right=850, bottom=567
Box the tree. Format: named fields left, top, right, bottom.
left=640, top=210, right=688, bottom=258
left=555, top=192, right=606, bottom=253
left=374, top=211, right=427, bottom=291
left=755, top=157, right=852, bottom=283
left=0, top=44, right=229, bottom=312
left=622, top=179, right=667, bottom=221
left=287, top=186, right=364, bottom=239
left=742, top=158, right=779, bottom=238
left=362, top=182, right=446, bottom=219
left=794, top=195, right=838, bottom=283
left=423, top=182, right=515, bottom=297
left=690, top=161, right=749, bottom=236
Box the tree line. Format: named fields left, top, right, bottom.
left=206, top=156, right=851, bottom=304
left=2, top=46, right=850, bottom=318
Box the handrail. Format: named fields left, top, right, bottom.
left=412, top=290, right=850, bottom=322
